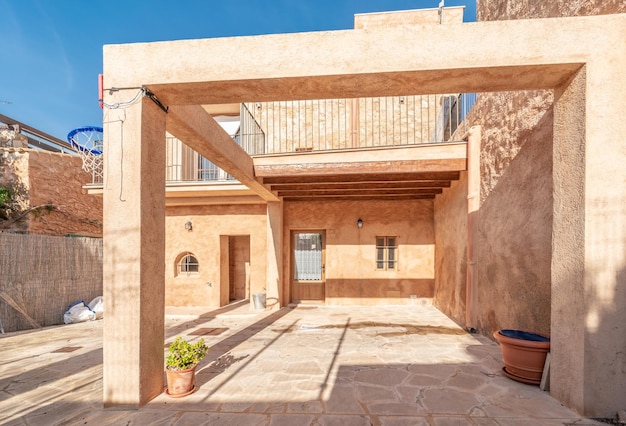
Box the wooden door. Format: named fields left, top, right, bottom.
left=229, top=236, right=250, bottom=301
left=291, top=231, right=325, bottom=303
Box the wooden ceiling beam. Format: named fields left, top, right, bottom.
left=269, top=180, right=452, bottom=191
left=261, top=171, right=461, bottom=184
left=283, top=194, right=436, bottom=202
left=276, top=188, right=443, bottom=197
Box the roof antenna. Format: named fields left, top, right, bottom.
left=438, top=0, right=445, bottom=24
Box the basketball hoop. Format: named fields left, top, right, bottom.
left=67, top=126, right=104, bottom=183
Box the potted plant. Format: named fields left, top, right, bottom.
left=493, top=329, right=550, bottom=385
left=165, top=336, right=209, bottom=397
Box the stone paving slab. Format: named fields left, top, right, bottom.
left=0, top=303, right=605, bottom=425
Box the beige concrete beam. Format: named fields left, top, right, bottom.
left=165, top=182, right=258, bottom=198
left=165, top=105, right=278, bottom=201
left=100, top=15, right=626, bottom=103
left=148, top=65, right=581, bottom=105
left=256, top=159, right=466, bottom=177
left=166, top=196, right=265, bottom=207
left=254, top=143, right=467, bottom=165
left=254, top=143, right=467, bottom=177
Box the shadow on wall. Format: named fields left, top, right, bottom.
left=580, top=199, right=626, bottom=417
left=474, top=95, right=554, bottom=338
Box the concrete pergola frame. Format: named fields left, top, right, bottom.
left=102, top=14, right=626, bottom=416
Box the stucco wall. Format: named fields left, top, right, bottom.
left=283, top=199, right=434, bottom=305
left=164, top=204, right=266, bottom=307
left=446, top=92, right=554, bottom=338
left=469, top=0, right=625, bottom=339
left=475, top=94, right=553, bottom=336
left=433, top=173, right=467, bottom=326
left=432, top=89, right=554, bottom=337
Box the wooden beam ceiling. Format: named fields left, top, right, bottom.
left=261, top=171, right=461, bottom=185
left=258, top=169, right=461, bottom=202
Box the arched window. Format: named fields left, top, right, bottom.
left=176, top=252, right=199, bottom=276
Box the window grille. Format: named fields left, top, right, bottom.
left=293, top=233, right=323, bottom=281
left=178, top=253, right=199, bottom=276
left=376, top=237, right=397, bottom=270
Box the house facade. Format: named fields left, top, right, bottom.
left=98, top=4, right=626, bottom=420
left=159, top=92, right=467, bottom=308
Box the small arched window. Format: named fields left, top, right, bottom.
left=177, top=252, right=199, bottom=276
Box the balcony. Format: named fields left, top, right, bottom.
left=88, top=93, right=475, bottom=189
left=246, top=93, right=475, bottom=154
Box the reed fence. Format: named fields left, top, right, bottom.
left=0, top=232, right=102, bottom=333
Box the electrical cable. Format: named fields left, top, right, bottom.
left=101, top=88, right=144, bottom=110
left=101, top=87, right=169, bottom=113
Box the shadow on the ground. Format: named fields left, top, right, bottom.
left=165, top=299, right=252, bottom=338
left=193, top=307, right=295, bottom=394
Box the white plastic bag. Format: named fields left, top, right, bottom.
left=88, top=296, right=104, bottom=320
left=63, top=301, right=96, bottom=324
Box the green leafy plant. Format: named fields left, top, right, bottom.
left=165, top=337, right=209, bottom=371
left=0, top=186, right=11, bottom=208
left=0, top=186, right=13, bottom=220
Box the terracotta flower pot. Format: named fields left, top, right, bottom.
left=165, top=365, right=197, bottom=397
left=494, top=329, right=550, bottom=385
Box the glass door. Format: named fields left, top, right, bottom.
left=291, top=231, right=325, bottom=302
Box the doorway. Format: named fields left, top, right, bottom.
left=228, top=235, right=250, bottom=301
left=291, top=231, right=326, bottom=303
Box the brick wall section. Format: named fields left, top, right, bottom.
left=478, top=0, right=626, bottom=21
left=0, top=149, right=102, bottom=236
left=27, top=150, right=102, bottom=236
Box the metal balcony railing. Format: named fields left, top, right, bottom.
left=243, top=93, right=476, bottom=155
left=165, top=136, right=237, bottom=183
left=91, top=93, right=476, bottom=184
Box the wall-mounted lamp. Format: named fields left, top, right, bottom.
left=184, top=221, right=193, bottom=231
left=255, top=102, right=262, bottom=108
left=357, top=218, right=363, bottom=228
left=399, top=96, right=405, bottom=104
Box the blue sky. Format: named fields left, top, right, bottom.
left=0, top=0, right=475, bottom=141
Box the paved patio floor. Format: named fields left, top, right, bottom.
left=0, top=302, right=604, bottom=425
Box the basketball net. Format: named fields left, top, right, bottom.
left=67, top=127, right=104, bottom=183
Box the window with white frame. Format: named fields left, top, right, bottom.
left=177, top=252, right=199, bottom=276
left=376, top=236, right=397, bottom=270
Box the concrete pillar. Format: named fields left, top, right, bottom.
left=551, top=67, right=587, bottom=414
left=102, top=94, right=166, bottom=408
left=266, top=201, right=283, bottom=309
left=552, top=61, right=626, bottom=416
